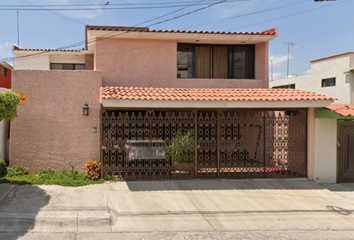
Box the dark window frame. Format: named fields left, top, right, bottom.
left=273, top=84, right=296, bottom=89
left=321, top=77, right=336, bottom=87
left=0, top=66, right=7, bottom=76
left=177, top=43, right=255, bottom=79
left=50, top=63, right=85, bottom=70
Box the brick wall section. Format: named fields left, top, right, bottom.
left=95, top=38, right=268, bottom=89
left=10, top=70, right=102, bottom=172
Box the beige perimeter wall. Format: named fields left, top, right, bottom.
left=10, top=70, right=102, bottom=172
left=313, top=118, right=337, bottom=183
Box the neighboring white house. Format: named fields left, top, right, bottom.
left=270, top=52, right=354, bottom=104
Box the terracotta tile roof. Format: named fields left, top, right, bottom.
left=101, top=86, right=334, bottom=102
left=86, top=25, right=277, bottom=36
left=325, top=103, right=354, bottom=116
left=12, top=45, right=84, bottom=52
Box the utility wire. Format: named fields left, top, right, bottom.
left=135, top=0, right=207, bottom=26
left=181, top=0, right=308, bottom=30
left=21, top=0, right=86, bottom=25
left=225, top=0, right=348, bottom=31
left=0, top=0, right=245, bottom=7
left=0, top=0, right=245, bottom=11
left=1, top=0, right=228, bottom=62
left=56, top=0, right=226, bottom=50
left=0, top=0, right=346, bottom=62
left=147, top=0, right=227, bottom=27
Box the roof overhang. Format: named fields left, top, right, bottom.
left=0, top=61, right=13, bottom=70
left=86, top=26, right=278, bottom=53
left=101, top=99, right=333, bottom=109
left=12, top=45, right=88, bottom=57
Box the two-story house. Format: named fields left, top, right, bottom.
left=270, top=52, right=354, bottom=104
left=10, top=25, right=336, bottom=182
left=270, top=53, right=354, bottom=183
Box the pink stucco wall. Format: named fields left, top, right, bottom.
left=255, top=42, right=269, bottom=88
left=307, top=108, right=315, bottom=180
left=10, top=70, right=102, bottom=172
left=95, top=38, right=269, bottom=88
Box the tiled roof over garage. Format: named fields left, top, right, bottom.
left=101, top=86, right=335, bottom=102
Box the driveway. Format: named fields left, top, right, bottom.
left=1, top=179, right=354, bottom=239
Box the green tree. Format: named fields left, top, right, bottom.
left=0, top=90, right=21, bottom=121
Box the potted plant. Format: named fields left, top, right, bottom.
left=169, top=129, right=194, bottom=171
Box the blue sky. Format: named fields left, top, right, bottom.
left=0, top=0, right=352, bottom=80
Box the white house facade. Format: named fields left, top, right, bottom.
left=270, top=52, right=354, bottom=104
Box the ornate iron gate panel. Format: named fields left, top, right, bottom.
left=102, top=109, right=307, bottom=180
left=102, top=110, right=195, bottom=180
left=264, top=110, right=307, bottom=178
left=219, top=111, right=265, bottom=178
left=197, top=111, right=218, bottom=178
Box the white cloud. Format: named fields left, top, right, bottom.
left=270, top=72, right=282, bottom=81
left=0, top=42, right=13, bottom=60
left=269, top=54, right=293, bottom=66
left=303, top=68, right=311, bottom=75
left=212, top=0, right=258, bottom=19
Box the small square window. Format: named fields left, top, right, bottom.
left=1, top=66, right=7, bottom=76
left=322, top=78, right=335, bottom=87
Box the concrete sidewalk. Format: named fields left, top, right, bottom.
left=1, top=179, right=354, bottom=239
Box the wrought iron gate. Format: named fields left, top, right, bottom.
left=102, top=109, right=307, bottom=180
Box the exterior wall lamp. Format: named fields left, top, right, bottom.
left=83, top=103, right=89, bottom=116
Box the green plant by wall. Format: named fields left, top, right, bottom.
left=85, top=160, right=101, bottom=180
left=0, top=159, right=7, bottom=177
left=0, top=90, right=21, bottom=121
left=169, top=129, right=194, bottom=165
left=6, top=166, right=28, bottom=177
left=0, top=167, right=105, bottom=186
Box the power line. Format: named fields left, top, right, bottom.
left=1, top=0, right=347, bottom=63
left=225, top=0, right=348, bottom=31
left=0, top=0, right=243, bottom=7
left=21, top=0, right=86, bottom=25
left=51, top=0, right=229, bottom=51
left=0, top=0, right=245, bottom=11
left=147, top=0, right=227, bottom=27
left=135, top=0, right=207, bottom=26
left=1, top=0, right=229, bottom=62
left=181, top=0, right=308, bottom=30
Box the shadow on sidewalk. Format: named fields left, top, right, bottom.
left=126, top=179, right=325, bottom=191
left=0, top=184, right=50, bottom=240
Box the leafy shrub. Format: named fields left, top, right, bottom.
left=1, top=166, right=104, bottom=186
left=0, top=90, right=21, bottom=121
left=104, top=175, right=115, bottom=181
left=6, top=166, right=28, bottom=177
left=85, top=160, right=101, bottom=180
left=169, top=129, right=194, bottom=165
left=0, top=159, right=7, bottom=177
